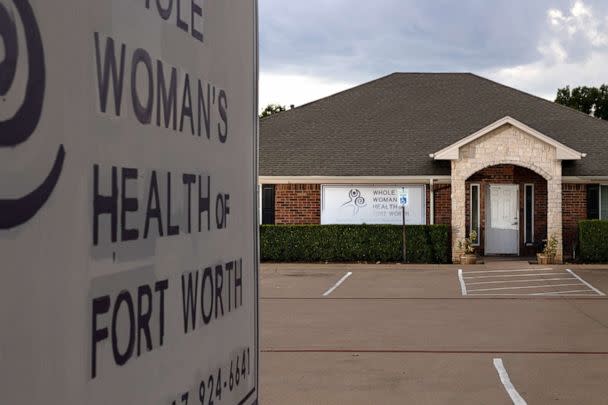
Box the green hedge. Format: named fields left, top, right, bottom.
left=578, top=220, right=608, bottom=263
left=260, top=224, right=451, bottom=263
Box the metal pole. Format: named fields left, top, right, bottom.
left=402, top=206, right=407, bottom=263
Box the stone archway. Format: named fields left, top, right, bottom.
left=450, top=124, right=563, bottom=263
left=463, top=164, right=550, bottom=257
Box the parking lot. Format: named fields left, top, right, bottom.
left=459, top=265, right=606, bottom=297
left=259, top=262, right=608, bottom=404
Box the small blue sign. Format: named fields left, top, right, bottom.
left=398, top=192, right=409, bottom=207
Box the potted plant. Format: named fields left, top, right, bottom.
left=537, top=234, right=558, bottom=265
left=458, top=230, right=478, bottom=265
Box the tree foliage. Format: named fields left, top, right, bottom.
left=555, top=85, right=608, bottom=120
left=260, top=104, right=287, bottom=118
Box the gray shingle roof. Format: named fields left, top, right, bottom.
left=260, top=73, right=608, bottom=177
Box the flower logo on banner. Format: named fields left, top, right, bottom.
left=0, top=0, right=66, bottom=229
left=341, top=189, right=367, bottom=215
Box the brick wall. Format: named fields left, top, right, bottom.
left=562, top=184, right=587, bottom=259
left=271, top=181, right=588, bottom=260
left=433, top=185, right=452, bottom=225
left=275, top=184, right=321, bottom=224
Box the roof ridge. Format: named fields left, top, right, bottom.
left=468, top=73, right=608, bottom=128
left=392, top=72, right=474, bottom=75
left=260, top=73, right=497, bottom=122
left=260, top=72, right=400, bottom=121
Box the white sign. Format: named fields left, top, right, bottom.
left=321, top=185, right=426, bottom=225
left=0, top=1, right=258, bottom=404
left=398, top=191, right=409, bottom=207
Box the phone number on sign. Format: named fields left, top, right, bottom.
left=171, top=348, right=252, bottom=405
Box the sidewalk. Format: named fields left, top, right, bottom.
left=261, top=261, right=608, bottom=272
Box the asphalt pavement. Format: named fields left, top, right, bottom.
left=260, top=262, right=608, bottom=404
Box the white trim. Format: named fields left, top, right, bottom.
left=469, top=183, right=480, bottom=246
left=563, top=176, right=608, bottom=184
left=432, top=116, right=585, bottom=160
left=430, top=179, right=435, bottom=225
left=258, top=175, right=451, bottom=185
left=524, top=184, right=534, bottom=244
left=258, top=184, right=262, bottom=225
left=260, top=176, right=608, bottom=185
left=601, top=185, right=607, bottom=220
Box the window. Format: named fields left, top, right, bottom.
left=262, top=185, right=275, bottom=224
left=470, top=184, right=480, bottom=244
left=587, top=185, right=608, bottom=220
left=602, top=185, right=608, bottom=220
left=524, top=184, right=534, bottom=244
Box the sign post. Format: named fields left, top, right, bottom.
left=398, top=188, right=409, bottom=262
left=0, top=1, right=258, bottom=404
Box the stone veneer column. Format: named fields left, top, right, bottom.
left=547, top=169, right=563, bottom=263
left=451, top=161, right=466, bottom=263
left=446, top=124, right=566, bottom=264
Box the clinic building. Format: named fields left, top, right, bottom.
left=259, top=73, right=608, bottom=263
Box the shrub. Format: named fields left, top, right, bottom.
left=578, top=220, right=608, bottom=263
left=429, top=224, right=451, bottom=264
left=260, top=224, right=451, bottom=263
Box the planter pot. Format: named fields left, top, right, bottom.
left=460, top=254, right=477, bottom=265
left=537, top=253, right=555, bottom=265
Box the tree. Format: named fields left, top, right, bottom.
left=260, top=104, right=287, bottom=118
left=555, top=85, right=608, bottom=120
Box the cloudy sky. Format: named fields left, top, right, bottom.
left=259, top=0, right=608, bottom=109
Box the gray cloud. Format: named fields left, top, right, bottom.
left=260, top=0, right=578, bottom=82
left=542, top=0, right=608, bottom=63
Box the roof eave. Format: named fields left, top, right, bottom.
left=432, top=116, right=585, bottom=161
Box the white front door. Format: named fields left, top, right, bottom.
left=485, top=184, right=519, bottom=255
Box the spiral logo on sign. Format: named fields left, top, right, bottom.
left=342, top=189, right=366, bottom=215
left=0, top=0, right=66, bottom=229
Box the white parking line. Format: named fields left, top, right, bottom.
left=458, top=269, right=467, bottom=296
left=493, top=358, right=527, bottom=405
left=468, top=293, right=596, bottom=296
left=532, top=289, right=598, bottom=296
left=322, top=272, right=352, bottom=297
left=466, top=277, right=575, bottom=286
left=464, top=273, right=566, bottom=280
left=468, top=283, right=583, bottom=293
left=460, top=268, right=605, bottom=297
left=566, top=269, right=606, bottom=296
left=463, top=268, right=554, bottom=275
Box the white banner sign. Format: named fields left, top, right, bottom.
left=321, top=185, right=426, bottom=225
left=0, top=0, right=258, bottom=404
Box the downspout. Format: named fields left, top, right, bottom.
left=430, top=178, right=435, bottom=225
left=258, top=183, right=263, bottom=224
